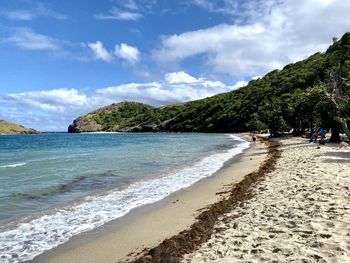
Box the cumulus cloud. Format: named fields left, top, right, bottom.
left=1, top=89, right=90, bottom=113
left=154, top=0, right=350, bottom=78
left=2, top=30, right=139, bottom=64
left=0, top=89, right=91, bottom=131
left=86, top=41, right=140, bottom=64
left=87, top=41, right=114, bottom=62
left=114, top=43, right=140, bottom=64
left=164, top=71, right=199, bottom=84
left=3, top=28, right=58, bottom=51
left=95, top=73, right=231, bottom=106
left=0, top=72, right=245, bottom=131
left=95, top=7, right=142, bottom=21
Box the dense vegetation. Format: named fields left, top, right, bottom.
left=69, top=33, right=350, bottom=141
left=0, top=120, right=38, bottom=134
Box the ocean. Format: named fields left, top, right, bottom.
left=0, top=133, right=249, bottom=262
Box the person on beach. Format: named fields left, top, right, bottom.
left=309, top=131, right=318, bottom=143
left=318, top=128, right=327, bottom=144
left=251, top=132, right=257, bottom=142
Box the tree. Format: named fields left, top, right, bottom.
left=259, top=98, right=290, bottom=136
left=246, top=113, right=267, bottom=132
left=327, top=33, right=350, bottom=140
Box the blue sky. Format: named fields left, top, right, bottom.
left=1, top=0, right=350, bottom=131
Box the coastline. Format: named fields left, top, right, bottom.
left=31, top=135, right=268, bottom=263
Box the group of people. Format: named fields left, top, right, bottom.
left=309, top=128, right=350, bottom=149
left=309, top=128, right=327, bottom=144
left=249, top=129, right=349, bottom=149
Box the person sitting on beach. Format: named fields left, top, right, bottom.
left=338, top=141, right=350, bottom=150
left=318, top=129, right=327, bottom=144
left=309, top=131, right=318, bottom=143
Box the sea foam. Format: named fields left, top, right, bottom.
left=0, top=135, right=249, bottom=263
left=0, top=163, right=26, bottom=168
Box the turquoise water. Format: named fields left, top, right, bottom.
left=0, top=133, right=249, bottom=262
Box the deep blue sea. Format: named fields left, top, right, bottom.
left=0, top=133, right=249, bottom=262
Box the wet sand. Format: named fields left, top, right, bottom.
left=32, top=137, right=267, bottom=263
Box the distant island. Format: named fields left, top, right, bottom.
left=68, top=33, right=350, bottom=142
left=0, top=120, right=38, bottom=135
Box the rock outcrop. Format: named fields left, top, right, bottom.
left=68, top=117, right=104, bottom=133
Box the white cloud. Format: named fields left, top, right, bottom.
left=2, top=89, right=90, bottom=113
left=95, top=72, right=231, bottom=106
left=155, top=0, right=350, bottom=78
left=192, top=0, right=213, bottom=9
left=95, top=7, right=142, bottom=21
left=4, top=28, right=58, bottom=50
left=6, top=10, right=36, bottom=21
left=192, top=0, right=277, bottom=22
left=87, top=41, right=114, bottom=62
left=0, top=72, right=245, bottom=131
left=86, top=41, right=140, bottom=64
left=0, top=89, right=91, bottom=131
left=122, top=0, right=139, bottom=10
left=164, top=71, right=199, bottom=84
left=114, top=43, right=140, bottom=64
left=230, top=80, right=248, bottom=89
left=4, top=3, right=67, bottom=20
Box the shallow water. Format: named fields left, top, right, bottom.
left=0, top=133, right=249, bottom=262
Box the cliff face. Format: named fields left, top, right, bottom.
left=68, top=117, right=104, bottom=133
left=0, top=120, right=39, bottom=134
left=68, top=33, right=350, bottom=134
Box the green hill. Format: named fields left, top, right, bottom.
left=68, top=33, right=350, bottom=140
left=0, top=120, right=38, bottom=135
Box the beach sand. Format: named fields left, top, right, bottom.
left=32, top=137, right=268, bottom=263
left=182, top=137, right=350, bottom=263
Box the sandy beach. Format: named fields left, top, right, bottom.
left=182, top=137, right=350, bottom=262
left=32, top=137, right=268, bottom=263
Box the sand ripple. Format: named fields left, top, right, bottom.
left=182, top=138, right=350, bottom=263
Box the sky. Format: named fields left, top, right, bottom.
left=1, top=0, right=350, bottom=131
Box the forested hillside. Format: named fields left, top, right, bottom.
left=69, top=33, right=350, bottom=141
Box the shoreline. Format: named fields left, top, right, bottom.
left=31, top=136, right=268, bottom=263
